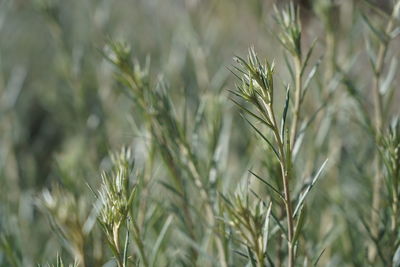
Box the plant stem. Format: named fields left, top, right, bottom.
left=132, top=220, right=149, bottom=267
left=125, top=69, right=201, bottom=263
left=265, top=100, right=295, bottom=267
left=281, top=159, right=294, bottom=267
left=182, top=146, right=228, bottom=267
left=279, top=155, right=294, bottom=267
left=111, top=225, right=125, bottom=267
left=325, top=31, right=336, bottom=83
left=392, top=190, right=399, bottom=231
left=290, top=56, right=302, bottom=151
left=369, top=11, right=396, bottom=262
left=76, top=232, right=87, bottom=267
left=157, top=139, right=199, bottom=262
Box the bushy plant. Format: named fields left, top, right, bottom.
left=1, top=0, right=400, bottom=266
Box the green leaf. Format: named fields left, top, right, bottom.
left=123, top=223, right=130, bottom=267
left=230, top=97, right=273, bottom=128
left=361, top=12, right=389, bottom=44
left=150, top=215, right=173, bottom=267
left=380, top=57, right=397, bottom=95
left=313, top=248, right=326, bottom=266
left=365, top=37, right=377, bottom=72
left=284, top=52, right=295, bottom=82
left=301, top=38, right=318, bottom=77
left=280, top=84, right=290, bottom=140
left=393, top=245, right=400, bottom=267
left=249, top=170, right=285, bottom=201
left=243, top=115, right=280, bottom=160
left=302, top=58, right=321, bottom=102
left=390, top=27, right=400, bottom=39
left=293, top=205, right=307, bottom=244
left=157, top=181, right=184, bottom=199
left=247, top=246, right=257, bottom=267
left=262, top=202, right=273, bottom=253
left=269, top=211, right=288, bottom=240
left=234, top=55, right=253, bottom=73
left=293, top=159, right=328, bottom=217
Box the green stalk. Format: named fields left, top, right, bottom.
left=369, top=9, right=397, bottom=262
left=132, top=219, right=149, bottom=267
left=262, top=98, right=295, bottom=267
left=290, top=56, right=303, bottom=151
left=181, top=146, right=228, bottom=267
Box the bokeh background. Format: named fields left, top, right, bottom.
left=0, top=0, right=399, bottom=266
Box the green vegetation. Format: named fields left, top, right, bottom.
left=1, top=0, right=400, bottom=266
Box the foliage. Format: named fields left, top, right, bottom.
left=1, top=0, right=400, bottom=266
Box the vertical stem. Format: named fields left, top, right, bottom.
left=76, top=233, right=87, bottom=267
left=325, top=32, right=336, bottom=83
left=290, top=56, right=302, bottom=151
left=368, top=13, right=396, bottom=261
left=392, top=167, right=399, bottom=232
left=281, top=160, right=295, bottom=267
left=268, top=105, right=295, bottom=267
left=255, top=241, right=266, bottom=267
left=369, top=58, right=383, bottom=261
left=128, top=207, right=149, bottom=267
left=284, top=55, right=300, bottom=266
left=184, top=152, right=228, bottom=267
left=391, top=189, right=398, bottom=231
left=372, top=45, right=386, bottom=132
left=276, top=216, right=283, bottom=267
left=132, top=220, right=149, bottom=267
left=160, top=147, right=199, bottom=262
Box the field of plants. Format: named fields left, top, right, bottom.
left=1, top=0, right=400, bottom=266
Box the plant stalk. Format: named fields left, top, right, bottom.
left=266, top=101, right=295, bottom=267
left=183, top=148, right=228, bottom=267
left=369, top=11, right=396, bottom=262
left=290, top=56, right=302, bottom=151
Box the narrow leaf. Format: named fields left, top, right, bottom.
left=243, top=115, right=280, bottom=160
left=293, top=205, right=307, bottom=244
left=230, top=97, right=273, bottom=128
left=283, top=52, right=295, bottom=82
left=301, top=38, right=318, bottom=77
left=123, top=223, right=130, bottom=267
left=302, top=58, right=321, bottom=102
left=293, top=159, right=329, bottom=217
left=280, top=84, right=290, bottom=140
left=247, top=246, right=257, bottom=267
left=150, top=215, right=173, bottom=267
left=262, top=202, right=273, bottom=253
left=361, top=12, right=389, bottom=44
left=313, top=248, right=326, bottom=266
left=249, top=170, right=285, bottom=201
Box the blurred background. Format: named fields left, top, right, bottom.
left=0, top=0, right=399, bottom=266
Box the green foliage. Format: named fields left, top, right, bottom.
left=1, top=0, right=400, bottom=266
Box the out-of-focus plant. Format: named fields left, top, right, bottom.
left=375, top=119, right=400, bottom=264
left=2, top=0, right=400, bottom=266
left=94, top=147, right=149, bottom=267
left=365, top=5, right=400, bottom=262
left=39, top=187, right=92, bottom=267
left=38, top=254, right=78, bottom=267
left=336, top=0, right=400, bottom=264
left=103, top=40, right=230, bottom=266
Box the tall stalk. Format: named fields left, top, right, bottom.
left=273, top=3, right=303, bottom=151
left=103, top=41, right=228, bottom=267
left=290, top=56, right=302, bottom=151
left=368, top=3, right=399, bottom=261
left=232, top=49, right=295, bottom=266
